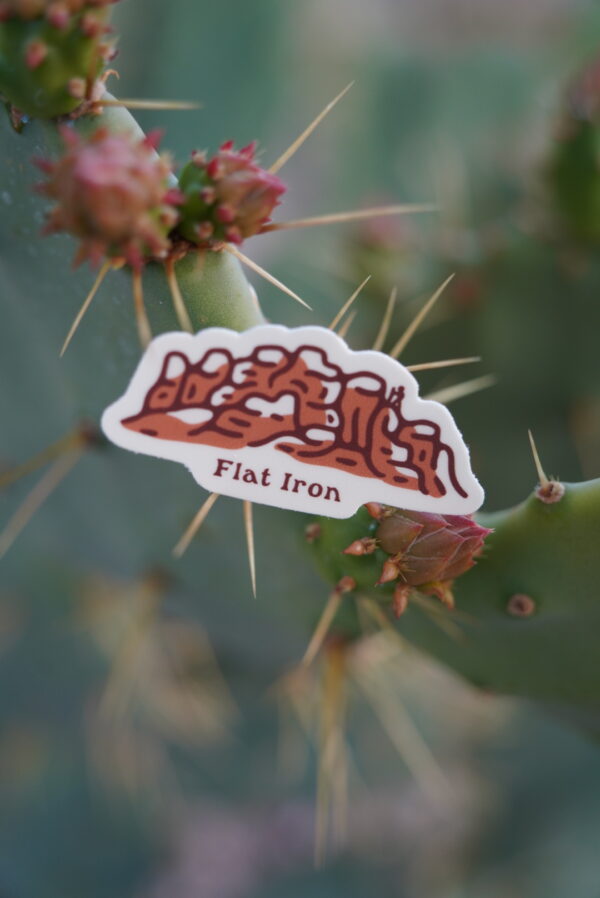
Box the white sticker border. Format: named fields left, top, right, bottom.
left=101, top=325, right=484, bottom=518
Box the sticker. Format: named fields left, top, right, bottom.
left=102, top=325, right=484, bottom=518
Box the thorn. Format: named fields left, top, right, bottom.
left=0, top=449, right=83, bottom=559
left=261, top=203, right=436, bottom=234
left=269, top=82, right=354, bottom=175
left=60, top=261, right=111, bottom=356
left=164, top=260, right=193, bottom=333
left=528, top=429, right=548, bottom=489
left=302, top=578, right=355, bottom=668
left=95, top=98, right=201, bottom=111
left=243, top=500, right=257, bottom=598
left=389, top=274, right=455, bottom=359
left=315, top=642, right=348, bottom=867
left=172, top=492, right=220, bottom=558
left=0, top=428, right=84, bottom=490
left=528, top=430, right=565, bottom=503
left=407, top=356, right=481, bottom=373
left=336, top=308, right=357, bottom=340
left=354, top=662, right=450, bottom=802
left=409, top=591, right=465, bottom=641
left=372, top=286, right=397, bottom=352
left=426, top=374, right=497, bottom=405
left=132, top=269, right=152, bottom=349
left=222, top=243, right=312, bottom=310
left=328, top=275, right=371, bottom=331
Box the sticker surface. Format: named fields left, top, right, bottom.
left=102, top=325, right=484, bottom=518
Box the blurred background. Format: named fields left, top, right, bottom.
left=2, top=0, right=600, bottom=895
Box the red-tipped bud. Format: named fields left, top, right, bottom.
left=38, top=127, right=178, bottom=268
left=343, top=538, right=377, bottom=557
left=177, top=141, right=287, bottom=248
left=373, top=510, right=491, bottom=597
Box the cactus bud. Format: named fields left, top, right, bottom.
left=375, top=510, right=491, bottom=601
left=37, top=127, right=179, bottom=269
left=177, top=141, right=286, bottom=248
left=0, top=0, right=119, bottom=118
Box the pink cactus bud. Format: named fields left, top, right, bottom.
left=38, top=127, right=178, bottom=269
left=179, top=142, right=286, bottom=248
left=25, top=38, right=47, bottom=69
left=375, top=509, right=491, bottom=592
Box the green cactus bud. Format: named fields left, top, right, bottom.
left=177, top=141, right=287, bottom=248
left=0, top=0, right=118, bottom=118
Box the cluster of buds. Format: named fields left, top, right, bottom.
left=176, top=141, right=286, bottom=248
left=344, top=503, right=491, bottom=616
left=37, top=127, right=182, bottom=269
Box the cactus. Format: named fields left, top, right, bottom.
left=3, top=3, right=600, bottom=892
left=306, top=476, right=600, bottom=729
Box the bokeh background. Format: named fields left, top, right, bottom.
left=2, top=0, right=600, bottom=895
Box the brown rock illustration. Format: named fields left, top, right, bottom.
left=122, top=342, right=468, bottom=499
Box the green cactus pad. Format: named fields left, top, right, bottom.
left=309, top=480, right=600, bottom=724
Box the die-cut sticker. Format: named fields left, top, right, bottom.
left=101, top=325, right=484, bottom=518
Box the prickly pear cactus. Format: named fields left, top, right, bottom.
left=307, top=479, right=600, bottom=730
left=3, top=3, right=600, bottom=892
